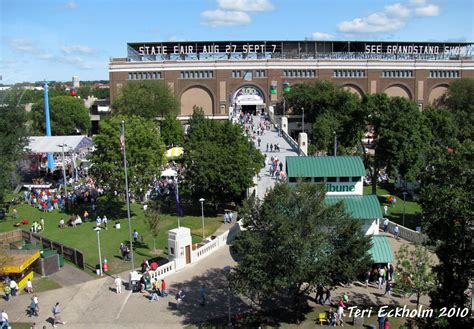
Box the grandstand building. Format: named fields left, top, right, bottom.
left=109, top=40, right=473, bottom=119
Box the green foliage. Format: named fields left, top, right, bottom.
left=363, top=94, right=428, bottom=193
left=396, top=244, right=435, bottom=308
left=160, top=114, right=185, bottom=147
left=30, top=95, right=91, bottom=135
left=90, top=115, right=166, bottom=198
left=285, top=80, right=365, bottom=154
left=144, top=201, right=161, bottom=253
left=420, top=140, right=473, bottom=328
left=183, top=109, right=264, bottom=206
left=0, top=104, right=28, bottom=204
left=77, top=86, right=110, bottom=99
left=231, top=183, right=371, bottom=308
left=113, top=80, right=179, bottom=119
left=422, top=106, right=458, bottom=148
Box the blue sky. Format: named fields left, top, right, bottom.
left=1, top=0, right=473, bottom=83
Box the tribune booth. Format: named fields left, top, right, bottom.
left=1, top=250, right=41, bottom=290
left=285, top=156, right=393, bottom=262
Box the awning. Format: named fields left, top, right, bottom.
left=325, top=195, right=383, bottom=220
left=2, top=250, right=40, bottom=273
left=369, top=235, right=394, bottom=263
left=165, top=147, right=184, bottom=158
left=26, top=136, right=93, bottom=153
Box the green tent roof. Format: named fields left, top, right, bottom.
left=286, top=156, right=365, bottom=178
left=369, top=235, right=394, bottom=263
left=325, top=195, right=383, bottom=219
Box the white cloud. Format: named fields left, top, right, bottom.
left=338, top=13, right=406, bottom=33
left=64, top=1, right=79, bottom=10
left=415, top=4, right=440, bottom=16
left=217, top=0, right=274, bottom=12
left=409, top=0, right=426, bottom=5
left=37, top=53, right=55, bottom=60
left=201, top=10, right=251, bottom=27
left=385, top=3, right=411, bottom=17
left=311, top=32, right=334, bottom=40
left=61, top=45, right=95, bottom=54
left=9, top=38, right=37, bottom=52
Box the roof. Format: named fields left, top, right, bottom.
left=369, top=235, right=394, bottom=263
left=1, top=250, right=40, bottom=273
left=325, top=195, right=383, bottom=219
left=286, top=156, right=365, bottom=178
left=26, top=136, right=93, bottom=153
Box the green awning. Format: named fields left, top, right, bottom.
left=369, top=235, right=394, bottom=263
left=286, top=156, right=365, bottom=178
left=325, top=195, right=383, bottom=219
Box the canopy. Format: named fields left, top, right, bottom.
left=161, top=168, right=177, bottom=177
left=165, top=147, right=184, bottom=158
left=369, top=235, right=394, bottom=263
left=26, top=136, right=93, bottom=154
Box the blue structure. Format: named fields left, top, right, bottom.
left=43, top=81, right=55, bottom=170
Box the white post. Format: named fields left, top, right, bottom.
left=199, top=198, right=205, bottom=239
left=95, top=228, right=103, bottom=276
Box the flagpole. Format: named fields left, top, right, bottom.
left=176, top=179, right=181, bottom=228
left=121, top=121, right=135, bottom=271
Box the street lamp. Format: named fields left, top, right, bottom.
left=94, top=227, right=103, bottom=276
left=199, top=198, right=205, bottom=239
left=333, top=131, right=337, bottom=156
left=223, top=265, right=233, bottom=328
left=57, top=143, right=68, bottom=192
left=301, top=107, right=305, bottom=134
left=402, top=191, right=408, bottom=227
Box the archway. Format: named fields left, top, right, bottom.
left=384, top=84, right=412, bottom=99
left=232, top=85, right=266, bottom=115
left=180, top=86, right=214, bottom=116
left=342, top=84, right=364, bottom=98
left=428, top=85, right=448, bottom=106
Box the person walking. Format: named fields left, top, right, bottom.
left=393, top=225, right=400, bottom=239
left=161, top=279, right=167, bottom=297
left=133, top=229, right=139, bottom=244
left=383, top=218, right=389, bottom=232
left=9, top=280, right=17, bottom=297
left=0, top=310, right=9, bottom=329
left=3, top=285, right=10, bottom=302
left=40, top=218, right=45, bottom=231
left=199, top=285, right=206, bottom=306
left=383, top=280, right=392, bottom=297
left=383, top=205, right=388, bottom=216
left=175, top=289, right=185, bottom=309
left=26, top=278, right=33, bottom=294
left=29, top=295, right=39, bottom=317
left=52, top=302, right=66, bottom=327
left=114, top=276, right=122, bottom=294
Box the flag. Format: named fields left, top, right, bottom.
left=119, top=130, right=125, bottom=151
left=175, top=184, right=183, bottom=217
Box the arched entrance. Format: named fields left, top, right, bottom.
left=232, top=85, right=265, bottom=115
left=180, top=86, right=214, bottom=116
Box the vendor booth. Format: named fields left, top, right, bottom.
left=1, top=250, right=40, bottom=289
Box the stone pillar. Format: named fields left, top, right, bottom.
left=298, top=133, right=308, bottom=156
left=168, top=227, right=191, bottom=270
left=281, top=116, right=288, bottom=135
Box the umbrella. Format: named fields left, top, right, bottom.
left=165, top=147, right=184, bottom=158
left=161, top=168, right=177, bottom=177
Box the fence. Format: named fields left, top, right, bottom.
left=21, top=230, right=85, bottom=270
left=267, top=111, right=305, bottom=156
left=379, top=219, right=427, bottom=244
left=0, top=229, right=23, bottom=244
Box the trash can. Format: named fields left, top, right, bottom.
left=128, top=271, right=142, bottom=292
left=115, top=222, right=121, bottom=229
left=59, top=255, right=65, bottom=267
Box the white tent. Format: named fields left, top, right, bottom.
left=161, top=168, right=177, bottom=177
left=26, top=136, right=93, bottom=153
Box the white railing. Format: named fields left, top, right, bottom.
left=149, top=260, right=176, bottom=282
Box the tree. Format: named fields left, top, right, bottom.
left=160, top=114, right=185, bottom=148
left=183, top=109, right=264, bottom=206
left=30, top=95, right=91, bottom=135
left=144, top=201, right=161, bottom=254
left=0, top=103, right=27, bottom=204
left=422, top=106, right=458, bottom=148
left=90, top=115, right=166, bottom=199
left=285, top=81, right=365, bottom=154
left=231, top=183, right=371, bottom=311
left=395, top=244, right=435, bottom=308
left=113, top=80, right=179, bottom=119
left=362, top=94, right=429, bottom=194
left=419, top=140, right=473, bottom=328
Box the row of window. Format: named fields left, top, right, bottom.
left=382, top=70, right=414, bottom=78
left=283, top=70, right=316, bottom=78
left=128, top=72, right=162, bottom=80
left=429, top=70, right=460, bottom=78
left=231, top=70, right=267, bottom=78
left=179, top=71, right=214, bottom=79
left=333, top=70, right=366, bottom=78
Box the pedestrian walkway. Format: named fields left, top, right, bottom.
left=251, top=114, right=299, bottom=200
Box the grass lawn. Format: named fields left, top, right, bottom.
left=364, top=184, right=422, bottom=231
left=31, top=276, right=62, bottom=293
left=0, top=197, right=223, bottom=275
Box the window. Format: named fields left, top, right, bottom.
left=314, top=177, right=324, bottom=183
left=429, top=70, right=459, bottom=79
left=284, top=69, right=316, bottom=78
left=232, top=70, right=241, bottom=78
left=327, top=177, right=337, bottom=182
left=181, top=70, right=214, bottom=79
left=289, top=177, right=297, bottom=183
left=382, top=70, right=413, bottom=78
left=333, top=70, right=365, bottom=78
left=339, top=177, right=350, bottom=182
left=351, top=176, right=361, bottom=182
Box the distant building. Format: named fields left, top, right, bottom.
left=72, top=76, right=80, bottom=88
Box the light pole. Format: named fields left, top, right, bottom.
left=58, top=143, right=68, bottom=192
left=223, top=266, right=233, bottom=328
left=94, top=227, right=103, bottom=276
left=199, top=198, right=205, bottom=239
left=301, top=107, right=305, bottom=134
left=402, top=191, right=408, bottom=227
left=333, top=131, right=337, bottom=156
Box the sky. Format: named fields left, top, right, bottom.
left=1, top=0, right=473, bottom=83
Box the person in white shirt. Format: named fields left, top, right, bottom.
left=26, top=278, right=33, bottom=294
left=9, top=280, right=18, bottom=296
left=102, top=215, right=108, bottom=230
left=114, top=276, right=122, bottom=294
left=1, top=310, right=9, bottom=328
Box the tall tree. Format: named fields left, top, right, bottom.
left=183, top=109, right=264, bottom=206
left=160, top=114, right=185, bottom=148
left=90, top=115, right=166, bottom=199
left=420, top=141, right=473, bottom=328
left=422, top=106, right=458, bottom=148
left=285, top=80, right=365, bottom=154
left=113, top=80, right=179, bottom=119
left=144, top=201, right=161, bottom=254
left=396, top=244, right=435, bottom=308
left=30, top=95, right=91, bottom=135
left=362, top=94, right=429, bottom=194
left=231, top=183, right=371, bottom=311
left=0, top=104, right=27, bottom=204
